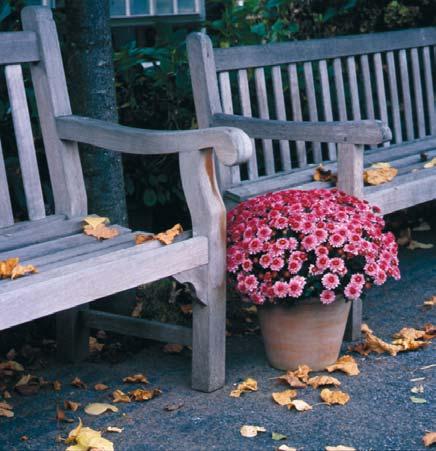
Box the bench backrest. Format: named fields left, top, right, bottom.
left=0, top=6, right=86, bottom=228
left=188, top=28, right=436, bottom=191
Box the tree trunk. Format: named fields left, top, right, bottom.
left=64, top=0, right=128, bottom=225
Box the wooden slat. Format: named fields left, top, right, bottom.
left=0, top=31, right=40, bottom=64
left=386, top=51, right=403, bottom=144
left=5, top=64, right=45, bottom=220
left=254, top=67, right=275, bottom=175
left=218, top=71, right=240, bottom=183
left=237, top=69, right=258, bottom=180
left=84, top=310, right=192, bottom=346
left=0, top=236, right=208, bottom=330
left=422, top=46, right=436, bottom=135
left=318, top=60, right=336, bottom=160
left=346, top=56, right=361, bottom=120
left=287, top=64, right=306, bottom=167
left=398, top=49, right=414, bottom=141
left=0, top=214, right=65, bottom=234
left=303, top=62, right=322, bottom=162
left=271, top=66, right=291, bottom=171
left=373, top=52, right=390, bottom=147
left=360, top=55, right=375, bottom=119
left=333, top=58, right=347, bottom=121
left=0, top=141, right=14, bottom=228
left=214, top=27, right=436, bottom=71
left=410, top=48, right=426, bottom=138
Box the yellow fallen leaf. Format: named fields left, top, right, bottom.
left=53, top=380, right=62, bottom=391
left=0, top=257, right=37, bottom=280
left=230, top=377, right=258, bottom=397
left=293, top=365, right=312, bottom=383
left=313, top=164, right=337, bottom=183
left=0, top=360, right=24, bottom=372
left=112, top=389, right=131, bottom=403
left=411, top=385, right=424, bottom=394
left=307, top=376, right=341, bottom=389
left=0, top=401, right=13, bottom=418
left=277, top=446, right=297, bottom=451
left=75, top=427, right=114, bottom=451
left=94, top=383, right=109, bottom=391
left=84, top=223, right=119, bottom=240
left=393, top=327, right=427, bottom=341
left=107, top=426, right=123, bottom=433
left=287, top=399, right=312, bottom=412
left=155, top=224, right=183, bottom=245
left=392, top=338, right=429, bottom=351
left=240, top=425, right=266, bottom=438
left=423, top=157, right=436, bottom=169
left=128, top=388, right=162, bottom=401
left=326, top=355, right=360, bottom=376
left=84, top=403, right=119, bottom=416
left=358, top=324, right=402, bottom=356
left=271, top=389, right=297, bottom=406
left=64, top=400, right=80, bottom=412
left=407, top=240, right=434, bottom=250
left=423, top=431, right=436, bottom=447
left=71, top=377, right=87, bottom=389
left=423, top=296, right=436, bottom=308
left=83, top=215, right=109, bottom=228
left=11, top=264, right=37, bottom=280
left=65, top=418, right=83, bottom=444
left=89, top=336, right=104, bottom=353
left=135, top=233, right=154, bottom=245
left=325, top=446, right=356, bottom=451
left=123, top=374, right=148, bottom=384
left=363, top=166, right=397, bottom=185
left=274, top=371, right=307, bottom=388
left=320, top=388, right=350, bottom=405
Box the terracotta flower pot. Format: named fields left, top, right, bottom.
left=257, top=296, right=351, bottom=371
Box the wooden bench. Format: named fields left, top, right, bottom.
left=0, top=6, right=252, bottom=392
left=187, top=27, right=436, bottom=340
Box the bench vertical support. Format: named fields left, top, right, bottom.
left=337, top=143, right=364, bottom=341
left=179, top=148, right=227, bottom=392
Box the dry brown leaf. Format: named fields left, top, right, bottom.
left=275, top=371, right=307, bottom=388
left=392, top=338, right=429, bottom=351
left=56, top=406, right=73, bottom=423
left=135, top=233, right=154, bottom=245
left=423, top=432, right=436, bottom=447
left=0, top=401, right=13, bottom=418
left=128, top=388, right=162, bottom=401
left=363, top=166, right=397, bottom=185
left=393, top=327, right=427, bottom=341
left=293, top=365, right=312, bottom=383
left=407, top=240, right=434, bottom=250
left=14, top=374, right=40, bottom=395
left=0, top=257, right=37, bottom=280
left=307, top=376, right=341, bottom=389
left=155, top=224, right=183, bottom=245
left=359, top=324, right=402, bottom=356
left=423, top=157, right=436, bottom=169
left=106, top=426, right=123, bottom=433
left=313, top=165, right=337, bottom=183
left=325, top=446, right=356, bottom=451
left=240, top=425, right=266, bottom=438
left=230, top=378, right=258, bottom=397
left=423, top=323, right=436, bottom=338
left=277, top=446, right=297, bottom=451
left=0, top=360, right=24, bottom=372
left=94, top=383, right=109, bottom=391
left=163, top=343, right=184, bottom=354
left=83, top=215, right=109, bottom=228
left=326, top=355, right=360, bottom=376
left=423, top=296, right=436, bottom=308
left=65, top=419, right=114, bottom=451
left=53, top=380, right=62, bottom=391
left=3, top=391, right=12, bottom=399
left=411, top=385, right=424, bottom=394
left=84, top=403, right=119, bottom=416
left=64, top=400, right=80, bottom=412
left=84, top=223, right=119, bottom=240
left=89, top=336, right=104, bottom=353
left=112, top=389, right=131, bottom=403
left=123, top=374, right=148, bottom=384
left=271, top=389, right=297, bottom=406
left=20, top=436, right=28, bottom=441
left=320, top=388, right=350, bottom=405
left=71, top=377, right=87, bottom=389
left=180, top=304, right=193, bottom=315
left=11, top=264, right=37, bottom=280
left=287, top=399, right=312, bottom=412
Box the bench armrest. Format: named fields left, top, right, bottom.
left=211, top=113, right=392, bottom=145
left=55, top=115, right=252, bottom=167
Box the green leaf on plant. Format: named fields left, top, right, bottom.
left=251, top=23, right=266, bottom=37
left=143, top=189, right=157, bottom=207
left=272, top=432, right=288, bottom=441
left=410, top=396, right=427, bottom=404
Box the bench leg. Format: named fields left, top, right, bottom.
left=56, top=305, right=89, bottom=362
left=191, top=282, right=226, bottom=392
left=344, top=298, right=362, bottom=342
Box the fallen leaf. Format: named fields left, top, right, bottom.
left=287, top=399, right=312, bottom=411
left=277, top=446, right=297, bottom=451
left=20, top=436, right=29, bottom=441
left=0, top=401, right=13, bottom=418
left=421, top=364, right=436, bottom=370
left=271, top=389, right=298, bottom=406
left=423, top=296, right=436, bottom=308
left=65, top=418, right=83, bottom=443
left=0, top=257, right=37, bottom=280
left=407, top=240, right=434, bottom=250
left=66, top=419, right=114, bottom=451
left=53, top=380, right=62, bottom=391
left=272, top=432, right=288, bottom=441
left=410, top=377, right=425, bottom=382
left=84, top=403, right=119, bottom=416
left=135, top=233, right=154, bottom=245
left=14, top=374, right=40, bottom=395
left=423, top=432, right=436, bottom=447
left=112, top=389, right=131, bottom=403
left=307, top=376, right=341, bottom=389
left=0, top=360, right=24, bottom=372
left=56, top=406, right=73, bottom=423
left=123, top=374, right=148, bottom=384
left=180, top=304, right=193, bottom=315
left=313, top=164, right=337, bottom=183
left=392, top=338, right=429, bottom=351
left=274, top=371, right=307, bottom=388
left=411, top=385, right=424, bottom=394
left=107, top=426, right=123, bottom=433
left=397, top=227, right=412, bottom=246
left=89, top=337, right=104, bottom=353
left=131, top=299, right=144, bottom=317
left=71, top=377, right=87, bottom=389
left=410, top=396, right=427, bottom=404
left=164, top=402, right=184, bottom=412
left=128, top=388, right=162, bottom=401
left=64, top=400, right=81, bottom=412
left=293, top=365, right=312, bottom=383
left=393, top=327, right=427, bottom=341
left=3, top=390, right=11, bottom=399
left=358, top=324, right=402, bottom=356
left=326, top=355, right=360, bottom=376
left=230, top=378, right=258, bottom=397
left=84, top=223, right=119, bottom=240
left=423, top=157, right=436, bottom=168
left=94, top=383, right=109, bottom=391
left=325, top=446, right=356, bottom=451
left=320, top=388, right=350, bottom=405
left=240, top=425, right=266, bottom=438
left=155, top=224, right=183, bottom=245
left=363, top=166, right=397, bottom=185
left=371, top=162, right=392, bottom=169
left=163, top=343, right=184, bottom=353
left=83, top=215, right=109, bottom=228
left=413, top=221, right=431, bottom=232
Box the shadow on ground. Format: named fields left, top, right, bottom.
left=1, top=230, right=435, bottom=451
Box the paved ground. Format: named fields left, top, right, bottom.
left=1, top=230, right=435, bottom=451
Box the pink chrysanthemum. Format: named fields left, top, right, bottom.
left=320, top=290, right=336, bottom=305
left=344, top=282, right=361, bottom=300
left=321, top=273, right=340, bottom=290
left=288, top=276, right=306, bottom=298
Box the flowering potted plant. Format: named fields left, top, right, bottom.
left=227, top=189, right=400, bottom=370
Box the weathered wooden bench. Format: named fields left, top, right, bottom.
left=187, top=27, right=436, bottom=340
left=0, top=6, right=252, bottom=392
